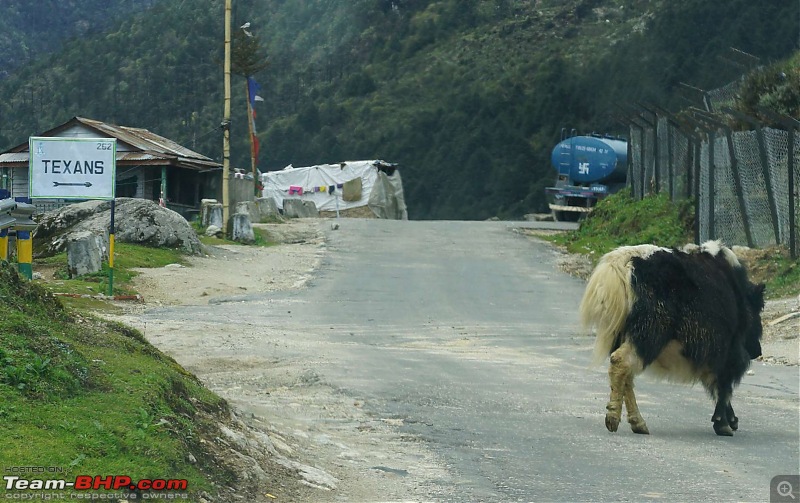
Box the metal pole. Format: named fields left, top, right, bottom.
left=108, top=199, right=115, bottom=296
left=0, top=228, right=7, bottom=261
left=222, top=0, right=232, bottom=234
left=16, top=230, right=32, bottom=279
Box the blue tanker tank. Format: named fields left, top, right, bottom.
left=545, top=134, right=628, bottom=221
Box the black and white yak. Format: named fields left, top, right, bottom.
left=580, top=241, right=765, bottom=436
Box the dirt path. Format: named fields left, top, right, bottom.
left=129, top=224, right=326, bottom=307
left=112, top=221, right=438, bottom=502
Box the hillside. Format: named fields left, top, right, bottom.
left=0, top=0, right=797, bottom=219
left=0, top=0, right=158, bottom=79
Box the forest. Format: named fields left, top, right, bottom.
left=0, top=0, right=797, bottom=220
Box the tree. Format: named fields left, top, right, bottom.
left=231, top=28, right=269, bottom=78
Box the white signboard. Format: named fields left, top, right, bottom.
left=29, top=137, right=116, bottom=200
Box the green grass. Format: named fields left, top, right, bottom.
left=741, top=247, right=800, bottom=299
left=0, top=262, right=235, bottom=497
left=34, top=243, right=188, bottom=297
left=550, top=191, right=695, bottom=260
left=546, top=191, right=799, bottom=299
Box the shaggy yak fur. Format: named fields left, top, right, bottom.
left=580, top=240, right=765, bottom=436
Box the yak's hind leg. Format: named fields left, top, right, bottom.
left=726, top=403, right=738, bottom=431
left=705, top=363, right=746, bottom=436
left=712, top=382, right=735, bottom=436
left=623, top=374, right=649, bottom=434
left=606, top=341, right=644, bottom=433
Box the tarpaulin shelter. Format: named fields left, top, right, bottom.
left=261, top=160, right=407, bottom=220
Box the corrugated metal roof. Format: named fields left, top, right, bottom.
left=76, top=117, right=214, bottom=161
left=0, top=117, right=222, bottom=171
left=0, top=152, right=28, bottom=164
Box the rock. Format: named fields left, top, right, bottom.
left=253, top=197, right=281, bottom=222
left=227, top=213, right=255, bottom=244
left=283, top=198, right=319, bottom=218
left=253, top=223, right=320, bottom=244
left=234, top=201, right=253, bottom=217
left=34, top=198, right=203, bottom=257
left=66, top=231, right=104, bottom=278
left=236, top=198, right=282, bottom=223
left=202, top=201, right=224, bottom=228
left=201, top=199, right=222, bottom=227
left=205, top=225, right=223, bottom=238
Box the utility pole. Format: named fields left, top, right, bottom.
left=222, top=0, right=232, bottom=233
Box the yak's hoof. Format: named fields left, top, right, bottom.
left=605, top=414, right=620, bottom=432
left=729, top=417, right=739, bottom=431
left=630, top=421, right=650, bottom=435
left=713, top=423, right=734, bottom=436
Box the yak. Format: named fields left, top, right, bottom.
left=580, top=240, right=765, bottom=436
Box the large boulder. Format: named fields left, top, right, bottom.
left=34, top=198, right=203, bottom=257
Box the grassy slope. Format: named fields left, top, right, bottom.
left=0, top=251, right=235, bottom=497
left=552, top=192, right=800, bottom=299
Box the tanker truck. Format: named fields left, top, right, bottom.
left=544, top=132, right=628, bottom=221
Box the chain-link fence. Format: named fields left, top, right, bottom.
left=625, top=107, right=799, bottom=258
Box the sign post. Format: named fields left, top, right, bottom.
left=29, top=137, right=116, bottom=293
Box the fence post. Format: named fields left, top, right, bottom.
left=757, top=107, right=800, bottom=259
left=636, top=109, right=658, bottom=195
left=631, top=118, right=647, bottom=201
left=708, top=130, right=716, bottom=240
left=629, top=121, right=645, bottom=199
left=693, top=110, right=754, bottom=247
left=653, top=105, right=694, bottom=200
left=723, top=127, right=754, bottom=247
left=673, top=116, right=698, bottom=201
left=723, top=107, right=782, bottom=246
left=790, top=127, right=797, bottom=259
left=689, top=117, right=718, bottom=242
left=642, top=104, right=672, bottom=196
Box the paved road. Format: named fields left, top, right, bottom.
left=152, top=219, right=800, bottom=502
left=310, top=219, right=799, bottom=502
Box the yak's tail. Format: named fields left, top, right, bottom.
left=580, top=245, right=664, bottom=365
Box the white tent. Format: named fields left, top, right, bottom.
left=261, top=160, right=407, bottom=219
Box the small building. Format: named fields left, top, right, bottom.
left=0, top=116, right=222, bottom=217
